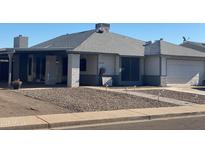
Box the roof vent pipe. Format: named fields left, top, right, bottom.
left=144, top=41, right=152, bottom=46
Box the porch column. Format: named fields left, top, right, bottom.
left=115, top=55, right=120, bottom=85
left=8, top=53, right=13, bottom=88
left=67, top=54, right=80, bottom=87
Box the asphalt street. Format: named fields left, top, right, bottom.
left=62, top=115, right=205, bottom=130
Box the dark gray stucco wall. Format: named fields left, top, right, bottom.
left=80, top=75, right=119, bottom=86
left=80, top=75, right=99, bottom=86
left=143, top=75, right=167, bottom=86
left=143, top=75, right=161, bottom=86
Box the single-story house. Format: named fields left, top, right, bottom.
left=144, top=40, right=205, bottom=86
left=0, top=23, right=145, bottom=87
left=1, top=23, right=205, bottom=88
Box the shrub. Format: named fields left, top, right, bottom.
left=12, top=79, right=22, bottom=90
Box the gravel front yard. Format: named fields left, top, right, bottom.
left=136, top=89, right=205, bottom=104
left=17, top=88, right=177, bottom=113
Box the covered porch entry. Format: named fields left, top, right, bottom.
left=0, top=48, right=81, bottom=88
left=17, top=54, right=68, bottom=85
left=15, top=51, right=70, bottom=87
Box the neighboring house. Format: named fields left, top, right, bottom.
left=144, top=40, right=205, bottom=86
left=181, top=41, right=205, bottom=52
left=0, top=24, right=145, bottom=87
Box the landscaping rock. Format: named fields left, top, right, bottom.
left=18, top=88, right=177, bottom=113
left=136, top=89, right=205, bottom=104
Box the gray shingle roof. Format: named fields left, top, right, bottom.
left=181, top=41, right=205, bottom=52
left=32, top=30, right=145, bottom=56
left=32, top=30, right=95, bottom=49
left=145, top=40, right=205, bottom=58
left=160, top=40, right=205, bottom=57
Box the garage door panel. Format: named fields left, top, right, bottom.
left=167, top=59, right=205, bottom=85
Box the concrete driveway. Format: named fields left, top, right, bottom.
left=0, top=89, right=68, bottom=118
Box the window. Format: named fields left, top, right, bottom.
left=62, top=57, right=68, bottom=76
left=80, top=58, right=87, bottom=72
left=121, top=57, right=140, bottom=81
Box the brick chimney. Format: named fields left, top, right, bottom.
left=14, top=35, right=28, bottom=48
left=95, top=23, right=110, bottom=33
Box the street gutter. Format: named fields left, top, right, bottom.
left=1, top=105, right=205, bottom=129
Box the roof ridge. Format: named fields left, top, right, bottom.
left=108, top=31, right=145, bottom=43
left=186, top=41, right=205, bottom=44
left=31, top=29, right=95, bottom=48
left=68, top=29, right=95, bottom=36
left=73, top=30, right=96, bottom=51
left=31, top=34, right=68, bottom=48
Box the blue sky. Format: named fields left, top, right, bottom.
left=0, top=23, right=205, bottom=47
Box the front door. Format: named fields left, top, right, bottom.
left=121, top=57, right=140, bottom=82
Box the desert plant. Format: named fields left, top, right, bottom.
left=99, top=67, right=106, bottom=86
left=99, top=67, right=106, bottom=76
left=12, top=79, right=22, bottom=90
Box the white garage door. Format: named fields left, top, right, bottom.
left=167, top=59, right=205, bottom=85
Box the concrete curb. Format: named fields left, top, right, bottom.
left=0, top=116, right=48, bottom=130
left=1, top=105, right=205, bottom=129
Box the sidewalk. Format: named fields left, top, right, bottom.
left=167, top=86, right=205, bottom=96
left=87, top=87, right=195, bottom=106
left=1, top=104, right=205, bottom=129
